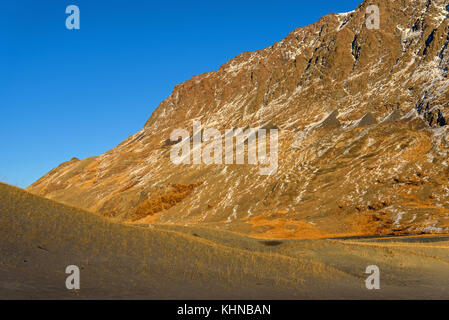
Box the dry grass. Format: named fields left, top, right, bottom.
left=3, top=182, right=449, bottom=299
left=131, top=183, right=202, bottom=221
left=0, top=182, right=352, bottom=299
left=246, top=211, right=326, bottom=239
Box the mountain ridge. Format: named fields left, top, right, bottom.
left=28, top=0, right=449, bottom=238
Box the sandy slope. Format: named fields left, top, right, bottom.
left=1, top=183, right=449, bottom=299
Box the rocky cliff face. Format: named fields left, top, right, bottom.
left=28, top=0, right=449, bottom=238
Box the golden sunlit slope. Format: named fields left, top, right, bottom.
left=3, top=183, right=449, bottom=299
left=0, top=182, right=353, bottom=299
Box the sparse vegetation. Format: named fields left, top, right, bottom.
left=2, top=182, right=449, bottom=299
left=132, top=183, right=202, bottom=221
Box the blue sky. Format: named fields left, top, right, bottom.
left=1, top=0, right=361, bottom=188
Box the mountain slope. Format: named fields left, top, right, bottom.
left=28, top=0, right=449, bottom=238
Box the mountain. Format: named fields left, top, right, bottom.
left=28, top=0, right=449, bottom=238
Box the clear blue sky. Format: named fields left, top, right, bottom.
left=1, top=0, right=361, bottom=188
